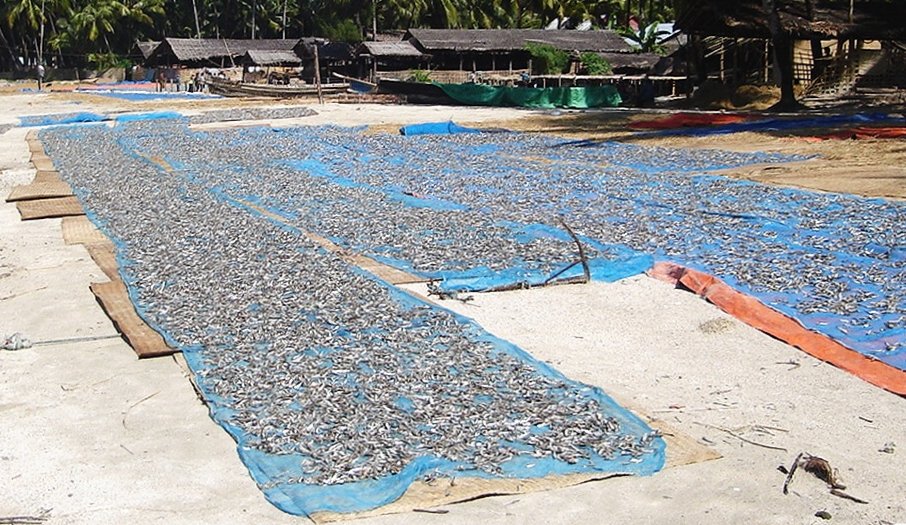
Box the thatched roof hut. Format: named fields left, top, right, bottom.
left=405, top=29, right=632, bottom=54
left=359, top=41, right=429, bottom=59
left=242, top=50, right=302, bottom=67
left=145, top=38, right=300, bottom=67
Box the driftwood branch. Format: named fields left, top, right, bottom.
left=783, top=452, right=803, bottom=494
left=557, top=216, right=590, bottom=283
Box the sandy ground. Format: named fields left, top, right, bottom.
left=1, top=93, right=904, bottom=524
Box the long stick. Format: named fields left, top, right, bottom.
left=313, top=44, right=324, bottom=104
left=782, top=452, right=803, bottom=494
left=558, top=216, right=590, bottom=283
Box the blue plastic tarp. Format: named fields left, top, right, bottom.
left=400, top=121, right=482, bottom=136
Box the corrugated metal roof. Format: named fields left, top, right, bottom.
left=360, top=41, right=427, bottom=58
left=243, top=49, right=302, bottom=66
left=406, top=29, right=632, bottom=53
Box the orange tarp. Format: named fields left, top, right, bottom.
left=629, top=112, right=750, bottom=130
left=649, top=262, right=906, bottom=396
left=803, top=126, right=906, bottom=141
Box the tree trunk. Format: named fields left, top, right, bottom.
left=765, top=0, right=801, bottom=110
left=0, top=26, right=20, bottom=70
left=192, top=0, right=201, bottom=37
left=49, top=16, right=65, bottom=67
left=251, top=0, right=256, bottom=39
left=772, top=31, right=797, bottom=108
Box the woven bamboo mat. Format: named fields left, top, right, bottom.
left=32, top=170, right=63, bottom=184
left=6, top=181, right=73, bottom=202
left=90, top=280, right=175, bottom=358
left=31, top=154, right=55, bottom=171
left=16, top=196, right=84, bottom=220
left=313, top=414, right=718, bottom=523
left=84, top=241, right=120, bottom=281
left=62, top=216, right=108, bottom=245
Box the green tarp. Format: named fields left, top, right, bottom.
left=436, top=83, right=622, bottom=109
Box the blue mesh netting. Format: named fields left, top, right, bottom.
left=18, top=112, right=108, bottom=127
left=90, top=90, right=221, bottom=101
left=40, top=121, right=667, bottom=517
left=112, top=122, right=903, bottom=371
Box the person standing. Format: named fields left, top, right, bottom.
left=36, top=63, right=45, bottom=91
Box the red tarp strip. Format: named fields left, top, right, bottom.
left=629, top=112, right=750, bottom=130
left=649, top=262, right=906, bottom=396
left=805, top=126, right=906, bottom=141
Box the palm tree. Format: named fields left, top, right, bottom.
left=5, top=0, right=44, bottom=59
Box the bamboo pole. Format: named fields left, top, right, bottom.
left=313, top=45, right=324, bottom=104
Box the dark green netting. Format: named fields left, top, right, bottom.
left=436, top=83, right=622, bottom=109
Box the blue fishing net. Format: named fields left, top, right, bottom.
left=90, top=90, right=221, bottom=101
left=40, top=121, right=667, bottom=517
left=18, top=112, right=108, bottom=127
left=117, top=122, right=902, bottom=371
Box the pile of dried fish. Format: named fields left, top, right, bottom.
left=189, top=107, right=317, bottom=125
left=118, top=122, right=903, bottom=361
left=41, top=123, right=663, bottom=494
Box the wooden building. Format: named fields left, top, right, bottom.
left=676, top=0, right=906, bottom=106
left=293, top=40, right=358, bottom=83
left=402, top=28, right=636, bottom=76
left=358, top=41, right=431, bottom=79
left=144, top=38, right=300, bottom=69
left=241, top=50, right=303, bottom=84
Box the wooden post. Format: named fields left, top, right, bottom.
left=732, top=38, right=738, bottom=86
left=719, top=38, right=725, bottom=81
left=313, top=45, right=324, bottom=104
left=764, top=39, right=770, bottom=83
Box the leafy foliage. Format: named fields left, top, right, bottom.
left=0, top=0, right=678, bottom=70
left=318, top=18, right=362, bottom=42
left=579, top=51, right=611, bottom=74
left=618, top=21, right=670, bottom=54
left=86, top=51, right=130, bottom=69
left=409, top=69, right=431, bottom=82
left=524, top=42, right=568, bottom=74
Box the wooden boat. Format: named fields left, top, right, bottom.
left=330, top=72, right=377, bottom=94
left=206, top=77, right=349, bottom=98
left=375, top=78, right=454, bottom=104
